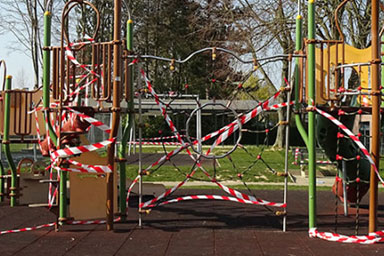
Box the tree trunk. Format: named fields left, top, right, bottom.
left=272, top=59, right=289, bottom=148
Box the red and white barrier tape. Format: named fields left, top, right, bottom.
left=129, top=141, right=182, bottom=146
left=56, top=159, right=112, bottom=174
left=42, top=108, right=57, bottom=208
left=198, top=91, right=282, bottom=148
left=138, top=69, right=285, bottom=209
left=315, top=107, right=384, bottom=186
left=0, top=223, right=56, bottom=235
left=309, top=228, right=384, bottom=244
left=66, top=217, right=121, bottom=225
left=316, top=160, right=332, bottom=164
left=145, top=195, right=286, bottom=208
left=33, top=110, right=44, bottom=153
left=1, top=39, right=117, bottom=237
left=293, top=148, right=300, bottom=165
left=142, top=69, right=184, bottom=144
left=65, top=46, right=100, bottom=79
left=141, top=145, right=186, bottom=173
left=140, top=171, right=196, bottom=209
left=309, top=107, right=384, bottom=244
left=68, top=77, right=98, bottom=99
left=52, top=138, right=114, bottom=160
left=0, top=217, right=121, bottom=236
left=207, top=100, right=293, bottom=155
left=68, top=37, right=95, bottom=48
left=141, top=135, right=190, bottom=141
left=64, top=107, right=111, bottom=134
left=125, top=175, right=140, bottom=214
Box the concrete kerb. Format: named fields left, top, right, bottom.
left=151, top=176, right=335, bottom=188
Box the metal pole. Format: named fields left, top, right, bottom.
left=43, top=11, right=57, bottom=143
left=196, top=96, right=202, bottom=154
left=283, top=60, right=293, bottom=232
left=128, top=127, right=133, bottom=155
left=137, top=64, right=143, bottom=227
left=106, top=0, right=122, bottom=231
left=3, top=76, right=17, bottom=206
left=307, top=0, right=317, bottom=229
left=118, top=17, right=134, bottom=221
left=33, top=141, right=37, bottom=161
left=342, top=160, right=348, bottom=216
left=369, top=0, right=380, bottom=233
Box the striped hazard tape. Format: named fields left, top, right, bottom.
left=309, top=228, right=384, bottom=244
left=293, top=147, right=300, bottom=165
left=68, top=77, right=98, bottom=99
left=137, top=69, right=286, bottom=209
left=0, top=217, right=122, bottom=236
left=140, top=171, right=196, bottom=209
left=64, top=107, right=111, bottom=134
left=68, top=37, right=95, bottom=48
left=0, top=223, right=56, bottom=235
left=207, top=100, right=293, bottom=155
left=145, top=195, right=286, bottom=208
left=315, top=107, right=384, bottom=186
left=65, top=46, right=100, bottom=78
left=52, top=138, right=114, bottom=160
left=66, top=217, right=121, bottom=225
left=128, top=141, right=182, bottom=146
left=309, top=107, right=384, bottom=244
left=56, top=159, right=112, bottom=174
left=141, top=135, right=190, bottom=141
left=197, top=91, right=283, bottom=148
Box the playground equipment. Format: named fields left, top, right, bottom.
left=0, top=0, right=124, bottom=229
left=0, top=0, right=384, bottom=246
left=297, top=0, right=384, bottom=244
left=118, top=45, right=297, bottom=230
left=0, top=0, right=296, bottom=233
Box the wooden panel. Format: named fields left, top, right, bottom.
left=0, top=90, right=47, bottom=136
left=69, top=136, right=117, bottom=220
left=19, top=173, right=50, bottom=205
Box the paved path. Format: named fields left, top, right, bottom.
left=153, top=176, right=336, bottom=188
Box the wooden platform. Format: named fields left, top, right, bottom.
left=0, top=189, right=384, bottom=255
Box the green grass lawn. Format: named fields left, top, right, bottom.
left=9, top=143, right=33, bottom=152
left=125, top=145, right=301, bottom=182
left=5, top=142, right=384, bottom=187
left=125, top=145, right=384, bottom=184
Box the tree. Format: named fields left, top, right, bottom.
left=315, top=1, right=373, bottom=96
left=0, top=0, right=62, bottom=87
left=232, top=0, right=297, bottom=148
left=15, top=67, right=28, bottom=89
left=315, top=0, right=371, bottom=49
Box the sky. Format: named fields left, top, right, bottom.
left=0, top=32, right=34, bottom=89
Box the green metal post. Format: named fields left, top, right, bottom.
left=3, top=76, right=18, bottom=206
left=307, top=0, right=316, bottom=228
left=43, top=11, right=66, bottom=220
left=294, top=13, right=309, bottom=148
left=43, top=11, right=57, bottom=144
left=118, top=18, right=134, bottom=219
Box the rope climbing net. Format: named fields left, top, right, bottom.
left=124, top=49, right=297, bottom=231
left=309, top=63, right=384, bottom=244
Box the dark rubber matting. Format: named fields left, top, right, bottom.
left=1, top=189, right=384, bottom=255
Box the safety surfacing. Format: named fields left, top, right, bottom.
left=0, top=189, right=383, bottom=255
